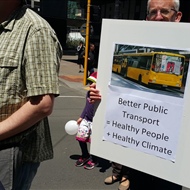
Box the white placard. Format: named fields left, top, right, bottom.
left=90, top=19, right=190, bottom=188
left=103, top=85, right=183, bottom=162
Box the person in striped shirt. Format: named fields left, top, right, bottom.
left=0, top=0, right=62, bottom=189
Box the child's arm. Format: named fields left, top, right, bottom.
left=77, top=117, right=83, bottom=125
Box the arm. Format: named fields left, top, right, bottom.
left=0, top=94, right=54, bottom=141
left=77, top=91, right=94, bottom=123
left=77, top=117, right=83, bottom=125
left=88, top=52, right=95, bottom=63
left=79, top=92, right=88, bottom=119
left=77, top=45, right=81, bottom=52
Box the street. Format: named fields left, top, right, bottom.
left=111, top=73, right=184, bottom=98
left=30, top=81, right=119, bottom=190
left=30, top=56, right=182, bottom=190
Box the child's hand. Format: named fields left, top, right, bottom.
left=77, top=118, right=83, bottom=125
left=89, top=83, right=101, bottom=103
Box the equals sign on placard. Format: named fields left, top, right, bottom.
left=107, top=121, right=110, bottom=124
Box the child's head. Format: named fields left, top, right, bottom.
left=87, top=72, right=97, bottom=85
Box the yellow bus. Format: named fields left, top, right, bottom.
left=112, top=52, right=185, bottom=88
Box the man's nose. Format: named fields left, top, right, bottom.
left=154, top=10, right=164, bottom=21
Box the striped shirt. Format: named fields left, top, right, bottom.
left=0, top=6, right=62, bottom=162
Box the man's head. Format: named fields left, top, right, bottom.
left=146, top=0, right=182, bottom=22
left=0, top=0, right=23, bottom=23
left=79, top=41, right=84, bottom=46
left=90, top=43, right=95, bottom=51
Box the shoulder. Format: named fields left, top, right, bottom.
left=25, top=8, right=48, bottom=26
left=23, top=8, right=61, bottom=48
left=12, top=7, right=62, bottom=56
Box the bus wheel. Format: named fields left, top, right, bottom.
left=138, top=75, right=142, bottom=84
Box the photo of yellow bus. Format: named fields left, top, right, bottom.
left=112, top=52, right=185, bottom=88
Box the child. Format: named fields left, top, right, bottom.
left=75, top=72, right=98, bottom=170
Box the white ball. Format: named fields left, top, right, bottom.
left=65, top=120, right=78, bottom=135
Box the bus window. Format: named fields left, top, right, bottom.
left=153, top=55, right=162, bottom=72
left=127, top=57, right=133, bottom=66
left=146, top=58, right=152, bottom=70
left=132, top=60, right=138, bottom=68
left=138, top=56, right=152, bottom=70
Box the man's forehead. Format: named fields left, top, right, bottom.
left=149, top=0, right=174, bottom=9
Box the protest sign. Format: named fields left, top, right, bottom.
left=91, top=19, right=190, bottom=188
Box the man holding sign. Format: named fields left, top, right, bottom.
left=90, top=0, right=182, bottom=190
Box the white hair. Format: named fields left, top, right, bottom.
left=147, top=0, right=180, bottom=12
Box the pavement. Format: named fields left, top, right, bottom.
left=31, top=56, right=124, bottom=190
left=59, top=55, right=93, bottom=95
left=30, top=55, right=182, bottom=190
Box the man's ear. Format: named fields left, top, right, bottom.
left=175, top=11, right=182, bottom=22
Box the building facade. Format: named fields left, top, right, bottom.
left=27, top=0, right=190, bottom=48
